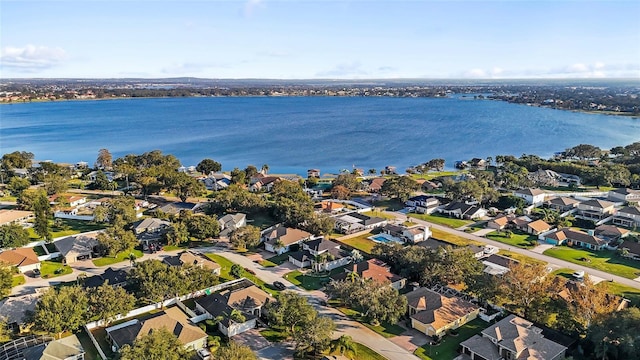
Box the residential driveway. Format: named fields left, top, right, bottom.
left=232, top=329, right=272, bottom=351
left=471, top=228, right=495, bottom=237
left=388, top=326, right=429, bottom=353
left=531, top=244, right=555, bottom=254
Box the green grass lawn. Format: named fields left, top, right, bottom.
left=410, top=171, right=461, bottom=181
left=28, top=219, right=106, bottom=240
left=599, top=281, right=640, bottom=307
left=265, top=252, right=290, bottom=265
left=283, top=268, right=344, bottom=291
left=485, top=231, right=537, bottom=249
left=260, top=327, right=289, bottom=342
left=551, top=268, right=575, bottom=279
left=41, top=259, right=73, bottom=278
left=430, top=228, right=480, bottom=247
left=258, top=259, right=278, bottom=267
left=408, top=213, right=472, bottom=229
left=362, top=210, right=396, bottom=220
left=323, top=342, right=387, bottom=360
left=205, top=253, right=278, bottom=296
left=12, top=274, right=25, bottom=287
left=371, top=198, right=405, bottom=211
left=92, top=249, right=143, bottom=267
left=543, top=247, right=640, bottom=279
left=336, top=232, right=377, bottom=254
left=336, top=306, right=406, bottom=338
left=498, top=250, right=545, bottom=265
left=414, top=318, right=486, bottom=360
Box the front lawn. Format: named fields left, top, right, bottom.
left=336, top=232, right=377, bottom=254
left=414, top=318, right=486, bottom=360
left=92, top=249, right=143, bottom=267
left=498, top=250, right=545, bottom=265
left=41, top=259, right=73, bottom=278
left=12, top=274, right=25, bottom=287
left=335, top=306, right=405, bottom=338
left=598, top=281, right=640, bottom=307
left=430, top=228, right=479, bottom=247
left=362, top=211, right=396, bottom=220
left=371, top=198, right=405, bottom=211
left=283, top=268, right=344, bottom=291
left=408, top=213, right=472, bottom=229
left=28, top=219, right=106, bottom=240
left=204, top=253, right=278, bottom=295
left=260, top=327, right=289, bottom=342
left=485, top=231, right=537, bottom=249
left=543, top=247, right=640, bottom=279
left=323, top=341, right=387, bottom=360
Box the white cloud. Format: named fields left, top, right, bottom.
left=0, top=45, right=66, bottom=72
left=161, top=62, right=229, bottom=75
left=463, top=68, right=487, bottom=78
left=316, top=62, right=368, bottom=78
left=457, top=62, right=639, bottom=79
left=243, top=0, right=265, bottom=18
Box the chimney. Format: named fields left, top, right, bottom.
left=588, top=229, right=595, bottom=236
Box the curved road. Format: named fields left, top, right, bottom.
left=391, top=211, right=640, bottom=290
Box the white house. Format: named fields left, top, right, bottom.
left=513, top=188, right=547, bottom=206
left=613, top=206, right=640, bottom=228
left=608, top=188, right=640, bottom=203
left=288, top=238, right=352, bottom=271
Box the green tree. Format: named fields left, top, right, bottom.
left=0, top=318, right=11, bottom=343
left=119, top=327, right=190, bottom=360
left=33, top=286, right=88, bottom=338
left=586, top=308, right=640, bottom=360
left=497, top=261, right=558, bottom=321
left=230, top=168, right=246, bottom=185
left=303, top=213, right=336, bottom=236
left=333, top=173, right=359, bottom=192
left=230, top=264, right=243, bottom=278
left=294, top=316, right=335, bottom=357
left=196, top=158, right=222, bottom=174
left=1, top=151, right=34, bottom=170
left=270, top=181, right=314, bottom=227
left=95, top=148, right=113, bottom=170
left=380, top=176, right=419, bottom=202
left=183, top=265, right=219, bottom=292
left=128, top=260, right=187, bottom=303
left=0, top=265, right=13, bottom=299
left=32, top=190, right=52, bottom=241
left=184, top=214, right=220, bottom=240
left=170, top=172, right=205, bottom=202
left=0, top=223, right=30, bottom=248
left=43, top=173, right=68, bottom=195
left=165, top=222, right=190, bottom=246
left=7, top=176, right=30, bottom=196
left=214, top=341, right=256, bottom=360
left=266, top=291, right=316, bottom=334
left=229, top=225, right=261, bottom=250
left=331, top=335, right=357, bottom=358
left=96, top=216, right=138, bottom=257
left=93, top=170, right=111, bottom=190
left=331, top=185, right=351, bottom=200
left=87, top=283, right=136, bottom=325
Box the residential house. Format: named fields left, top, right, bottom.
left=333, top=212, right=387, bottom=234
left=594, top=224, right=630, bottom=243
left=576, top=199, right=616, bottom=222
left=0, top=292, right=41, bottom=332
left=482, top=254, right=518, bottom=276
left=421, top=180, right=441, bottom=192
left=54, top=234, right=99, bottom=264
left=510, top=216, right=533, bottom=232
left=619, top=240, right=640, bottom=260
left=513, top=188, right=547, bottom=206
left=438, top=202, right=486, bottom=220
left=459, top=314, right=567, bottom=360
left=131, top=218, right=170, bottom=235
left=48, top=194, right=87, bottom=208
left=261, top=224, right=313, bottom=254
left=318, top=201, right=345, bottom=214
left=202, top=173, right=231, bottom=191
left=526, top=219, right=552, bottom=235
left=528, top=169, right=559, bottom=187
left=544, top=228, right=607, bottom=250
left=249, top=176, right=280, bottom=192
left=486, top=215, right=512, bottom=230
left=288, top=238, right=351, bottom=271
left=545, top=197, right=580, bottom=213
left=405, top=287, right=480, bottom=338
left=154, top=202, right=200, bottom=216
left=307, top=169, right=321, bottom=178
left=469, top=158, right=487, bottom=169
left=0, top=248, right=40, bottom=273
left=163, top=251, right=221, bottom=275
left=366, top=178, right=386, bottom=193
left=406, top=195, right=440, bottom=214
left=331, top=259, right=406, bottom=290
left=83, top=267, right=129, bottom=288
left=218, top=213, right=246, bottom=238
left=612, top=206, right=640, bottom=228
left=381, top=223, right=431, bottom=243
left=21, top=334, right=86, bottom=360
left=194, top=284, right=271, bottom=337
left=106, top=307, right=207, bottom=352
left=0, top=209, right=34, bottom=226
left=608, top=188, right=640, bottom=203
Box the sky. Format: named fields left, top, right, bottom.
left=1, top=0, right=639, bottom=79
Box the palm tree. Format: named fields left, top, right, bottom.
left=346, top=271, right=360, bottom=283
left=274, top=239, right=285, bottom=253
left=331, top=335, right=357, bottom=358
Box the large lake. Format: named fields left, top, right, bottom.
left=1, top=96, right=639, bottom=175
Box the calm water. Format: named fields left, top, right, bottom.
left=1, top=97, right=639, bottom=175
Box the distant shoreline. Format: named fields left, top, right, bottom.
left=1, top=95, right=638, bottom=118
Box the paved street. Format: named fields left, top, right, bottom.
left=388, top=211, right=640, bottom=290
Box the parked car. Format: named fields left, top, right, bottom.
left=572, top=270, right=585, bottom=280
left=197, top=348, right=211, bottom=360
left=273, top=281, right=286, bottom=290
left=32, top=269, right=41, bottom=278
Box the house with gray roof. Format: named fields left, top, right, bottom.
left=576, top=199, right=616, bottom=222
left=608, top=188, right=640, bottom=203
left=54, top=234, right=99, bottom=264
left=218, top=213, right=246, bottom=237
left=545, top=196, right=580, bottom=213
left=459, top=314, right=567, bottom=360
left=613, top=206, right=640, bottom=228
left=21, top=334, right=85, bottom=360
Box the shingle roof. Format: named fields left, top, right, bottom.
left=515, top=188, right=546, bottom=196
left=617, top=206, right=640, bottom=216
left=304, top=239, right=340, bottom=253
left=546, top=197, right=580, bottom=206
left=0, top=248, right=39, bottom=268
left=54, top=234, right=99, bottom=257
left=0, top=210, right=34, bottom=225
left=527, top=219, right=551, bottom=233
left=580, top=199, right=615, bottom=209
left=406, top=288, right=479, bottom=331
left=332, top=259, right=404, bottom=284
left=263, top=225, right=312, bottom=246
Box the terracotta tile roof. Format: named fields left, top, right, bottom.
left=0, top=248, right=39, bottom=267
left=321, top=201, right=344, bottom=211
left=490, top=215, right=510, bottom=227
left=407, top=288, right=479, bottom=331
left=527, top=219, right=551, bottom=233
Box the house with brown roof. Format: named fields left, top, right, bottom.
left=0, top=248, right=40, bottom=273
left=459, top=314, right=567, bottom=360
left=576, top=199, right=616, bottom=222
left=619, top=240, right=640, bottom=260
left=366, top=178, right=386, bottom=193
left=0, top=209, right=34, bottom=226
left=486, top=215, right=512, bottom=230
left=261, top=224, right=313, bottom=254
left=612, top=206, right=640, bottom=228
left=545, top=196, right=580, bottom=213
left=106, top=307, right=207, bottom=352
left=163, top=251, right=221, bottom=275
left=594, top=224, right=630, bottom=243
left=249, top=176, right=281, bottom=192
left=513, top=188, right=547, bottom=205
left=526, top=219, right=552, bottom=235
left=405, top=287, right=480, bottom=338
left=319, top=201, right=345, bottom=214
left=331, top=259, right=406, bottom=290
left=543, top=228, right=606, bottom=250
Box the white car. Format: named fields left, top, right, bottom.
left=197, top=348, right=211, bottom=360
left=572, top=270, right=585, bottom=279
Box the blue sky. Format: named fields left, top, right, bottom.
left=1, top=0, right=639, bottom=79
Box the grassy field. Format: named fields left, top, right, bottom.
left=414, top=318, right=486, bottom=360
left=41, top=259, right=73, bottom=278
left=498, top=250, right=545, bottom=265
left=323, top=342, right=387, bottom=360
left=12, top=274, right=25, bottom=287
left=371, top=198, right=405, bottom=211
left=336, top=232, right=377, bottom=254
left=599, top=281, right=640, bottom=307
left=410, top=171, right=461, bottom=181
left=92, top=249, right=143, bottom=267
left=485, top=231, right=537, bottom=249
left=362, top=210, right=396, bottom=220
left=28, top=219, right=106, bottom=240
left=430, top=228, right=480, bottom=247
left=205, top=253, right=279, bottom=295
left=543, top=247, right=640, bottom=279
left=408, top=213, right=472, bottom=229
left=336, top=306, right=406, bottom=338
left=284, top=267, right=346, bottom=291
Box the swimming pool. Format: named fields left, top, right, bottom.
left=369, top=234, right=404, bottom=244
